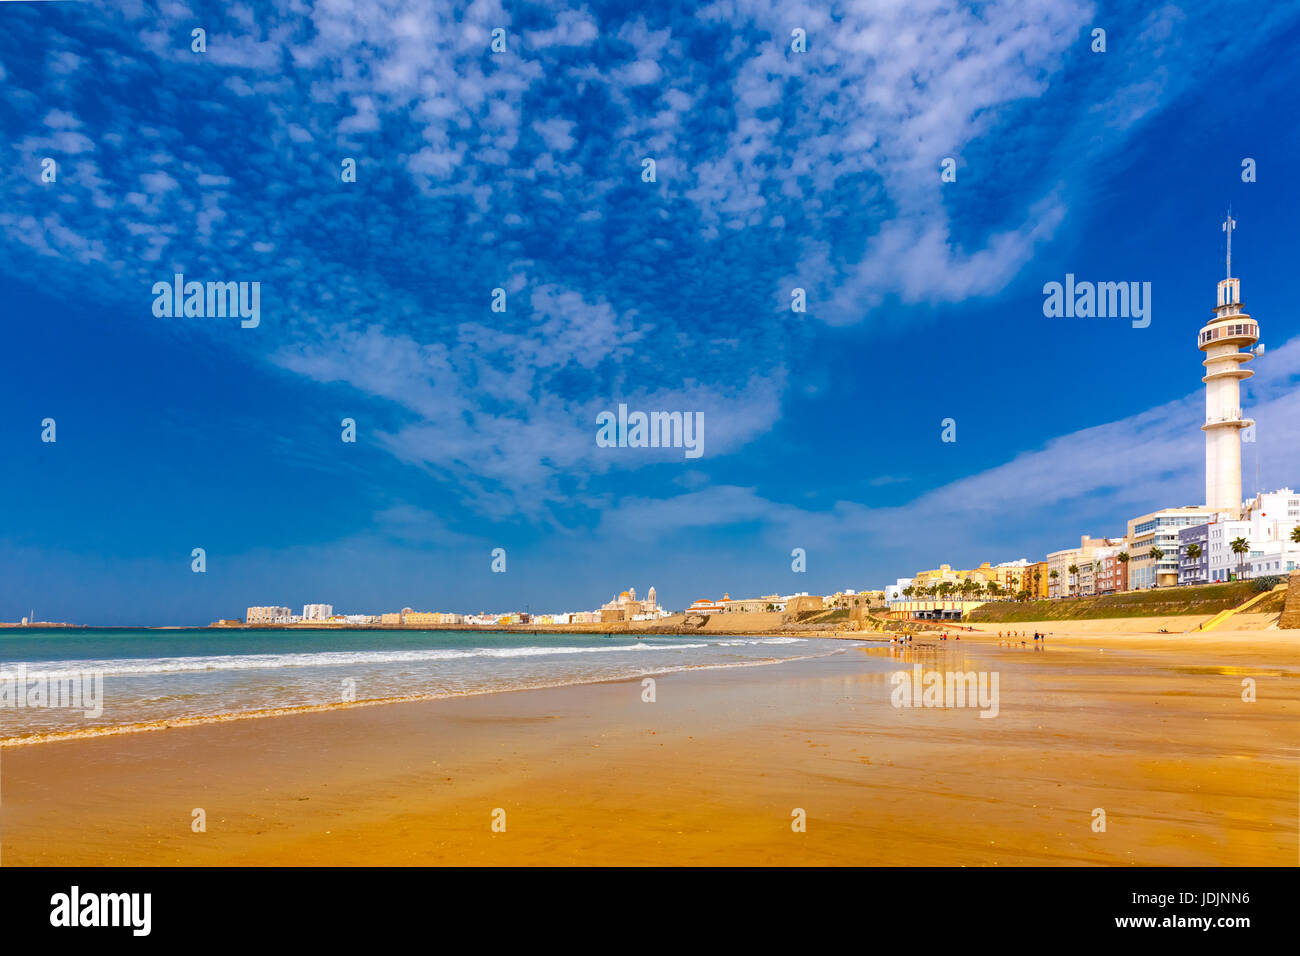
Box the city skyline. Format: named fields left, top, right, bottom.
left=3, top=2, right=1300, bottom=626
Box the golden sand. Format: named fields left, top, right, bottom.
left=1, top=628, right=1295, bottom=866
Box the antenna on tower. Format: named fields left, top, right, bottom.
left=1221, top=209, right=1236, bottom=279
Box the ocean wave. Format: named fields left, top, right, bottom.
left=0, top=646, right=849, bottom=747
left=0, top=640, right=735, bottom=679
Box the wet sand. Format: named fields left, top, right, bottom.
left=2, top=631, right=1296, bottom=866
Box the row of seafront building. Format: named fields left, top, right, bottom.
left=243, top=605, right=625, bottom=627
left=886, top=488, right=1300, bottom=621
left=238, top=586, right=895, bottom=628
left=240, top=585, right=674, bottom=627
left=681, top=589, right=888, bottom=616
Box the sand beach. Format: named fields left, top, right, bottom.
left=2, top=624, right=1295, bottom=866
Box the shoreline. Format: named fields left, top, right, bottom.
left=0, top=642, right=866, bottom=748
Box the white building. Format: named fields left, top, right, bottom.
left=1206, top=519, right=1253, bottom=582
left=1198, top=214, right=1259, bottom=515
left=1248, top=542, right=1300, bottom=578
left=886, top=579, right=913, bottom=604
left=302, top=604, right=334, bottom=621
left=1243, top=487, right=1300, bottom=544
left=1203, top=488, right=1300, bottom=581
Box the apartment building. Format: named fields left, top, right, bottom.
left=1126, top=508, right=1221, bottom=589
left=1046, top=537, right=1124, bottom=598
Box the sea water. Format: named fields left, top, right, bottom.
left=0, top=628, right=857, bottom=741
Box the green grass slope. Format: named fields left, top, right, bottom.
left=966, top=581, right=1259, bottom=622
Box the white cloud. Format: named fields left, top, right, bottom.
left=532, top=117, right=576, bottom=152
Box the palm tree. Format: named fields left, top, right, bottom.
left=902, top=586, right=914, bottom=599
left=1184, top=543, right=1202, bottom=585
left=1067, top=563, right=1080, bottom=597
left=988, top=581, right=1003, bottom=600
left=1291, top=526, right=1300, bottom=545
left=1230, top=537, right=1250, bottom=579
left=1117, top=552, right=1130, bottom=592
left=1049, top=569, right=1059, bottom=597
left=1149, top=547, right=1164, bottom=588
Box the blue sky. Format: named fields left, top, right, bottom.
left=2, top=0, right=1299, bottom=625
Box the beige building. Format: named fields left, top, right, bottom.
left=825, top=590, right=885, bottom=609
left=246, top=605, right=292, bottom=624
left=1021, top=561, right=1049, bottom=599
left=887, top=598, right=986, bottom=621
left=722, top=595, right=781, bottom=613
left=911, top=562, right=1031, bottom=596
left=600, top=586, right=662, bottom=621
left=784, top=595, right=823, bottom=615
left=1046, top=536, right=1125, bottom=598
left=402, top=611, right=441, bottom=626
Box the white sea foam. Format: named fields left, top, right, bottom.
left=0, top=640, right=746, bottom=679
left=2, top=645, right=851, bottom=747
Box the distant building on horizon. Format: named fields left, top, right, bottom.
left=246, top=605, right=292, bottom=625
left=600, top=586, right=665, bottom=622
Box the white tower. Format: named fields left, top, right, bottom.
left=1198, top=213, right=1258, bottom=514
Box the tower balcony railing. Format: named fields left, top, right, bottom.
left=1199, top=321, right=1258, bottom=346
left=1203, top=411, right=1253, bottom=426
